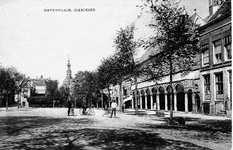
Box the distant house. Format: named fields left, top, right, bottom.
left=18, top=76, right=46, bottom=107
left=30, top=78, right=46, bottom=95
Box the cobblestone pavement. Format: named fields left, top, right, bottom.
left=0, top=107, right=231, bottom=150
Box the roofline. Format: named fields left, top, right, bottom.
left=199, top=12, right=231, bottom=30
left=199, top=0, right=231, bottom=30
left=199, top=21, right=231, bottom=36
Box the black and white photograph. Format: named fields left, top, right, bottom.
left=0, top=0, right=231, bottom=149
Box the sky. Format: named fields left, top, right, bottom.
left=0, top=0, right=209, bottom=86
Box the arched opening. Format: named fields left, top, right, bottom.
left=159, top=87, right=165, bottom=110
left=176, top=84, right=185, bottom=111
left=141, top=90, right=145, bottom=109
left=166, top=85, right=174, bottom=110
left=195, top=94, right=201, bottom=113
left=188, top=89, right=193, bottom=112
left=137, top=91, right=140, bottom=109
left=146, top=89, right=151, bottom=109
left=152, top=88, right=157, bottom=109
left=133, top=91, right=136, bottom=109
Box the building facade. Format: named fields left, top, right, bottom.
left=102, top=0, right=231, bottom=116
left=18, top=76, right=46, bottom=107
left=199, top=0, right=231, bottom=115
left=130, top=45, right=201, bottom=113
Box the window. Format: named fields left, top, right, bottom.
left=213, top=40, right=222, bottom=63
left=224, top=36, right=231, bottom=60
left=123, top=88, right=127, bottom=96
left=201, top=44, right=209, bottom=66
left=204, top=75, right=211, bottom=94
left=229, top=71, right=232, bottom=105
left=215, top=73, right=223, bottom=94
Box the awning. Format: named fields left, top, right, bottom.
left=124, top=95, right=132, bottom=102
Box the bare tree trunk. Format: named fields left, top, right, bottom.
left=119, top=81, right=123, bottom=110
left=101, top=89, right=104, bottom=109
left=53, top=97, right=55, bottom=108
left=169, top=56, right=173, bottom=124
left=6, top=93, right=8, bottom=110
left=134, top=76, right=138, bottom=115
left=18, top=93, right=20, bottom=109
left=107, top=86, right=111, bottom=106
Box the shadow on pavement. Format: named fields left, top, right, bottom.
left=147, top=117, right=232, bottom=133
left=0, top=116, right=213, bottom=150
left=138, top=117, right=231, bottom=146
left=0, top=116, right=94, bottom=136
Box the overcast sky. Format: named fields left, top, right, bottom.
left=0, top=0, right=209, bottom=85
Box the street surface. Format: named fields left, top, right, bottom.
left=0, top=107, right=231, bottom=150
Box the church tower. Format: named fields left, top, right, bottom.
left=63, top=56, right=72, bottom=88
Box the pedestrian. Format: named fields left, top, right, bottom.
left=67, top=99, right=72, bottom=116
left=82, top=98, right=87, bottom=115
left=110, top=100, right=117, bottom=118
left=122, top=103, right=125, bottom=113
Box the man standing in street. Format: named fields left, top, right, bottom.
left=67, top=99, right=72, bottom=116
left=110, top=100, right=117, bottom=118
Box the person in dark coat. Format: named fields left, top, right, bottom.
left=67, top=100, right=72, bottom=116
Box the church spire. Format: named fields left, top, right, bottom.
left=65, top=55, right=72, bottom=87
left=67, top=55, right=71, bottom=68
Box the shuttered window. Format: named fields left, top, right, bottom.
left=215, top=73, right=223, bottom=94
left=213, top=40, right=222, bottom=63
left=224, top=36, right=231, bottom=60
left=201, top=44, right=209, bottom=66
left=204, top=75, right=211, bottom=94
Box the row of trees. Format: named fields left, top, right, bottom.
left=0, top=64, right=70, bottom=108
left=1, top=0, right=200, bottom=123
left=72, top=0, right=200, bottom=122
left=0, top=65, right=28, bottom=109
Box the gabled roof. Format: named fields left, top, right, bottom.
left=31, top=79, right=46, bottom=87
left=139, top=45, right=159, bottom=63
left=189, top=12, right=206, bottom=26
left=139, top=6, right=206, bottom=63
left=207, top=0, right=231, bottom=24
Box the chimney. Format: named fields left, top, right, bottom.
left=40, top=75, right=43, bottom=79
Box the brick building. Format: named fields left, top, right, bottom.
left=199, top=0, right=231, bottom=114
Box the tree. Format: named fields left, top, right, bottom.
left=72, top=71, right=100, bottom=107
left=58, top=85, right=70, bottom=107
left=144, top=0, right=200, bottom=123
left=113, top=23, right=141, bottom=114
left=45, top=79, right=59, bottom=107
left=0, top=66, right=26, bottom=109
left=97, top=55, right=119, bottom=108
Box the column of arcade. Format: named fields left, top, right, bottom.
left=132, top=89, right=194, bottom=112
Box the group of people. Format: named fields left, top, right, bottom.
left=67, top=98, right=125, bottom=117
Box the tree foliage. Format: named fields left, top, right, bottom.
left=144, top=0, right=200, bottom=80
left=114, top=24, right=139, bottom=76
left=72, top=71, right=100, bottom=107
left=144, top=0, right=200, bottom=122
left=57, top=85, right=70, bottom=107
left=45, top=79, right=59, bottom=99
left=0, top=65, right=27, bottom=106
left=113, top=23, right=141, bottom=113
